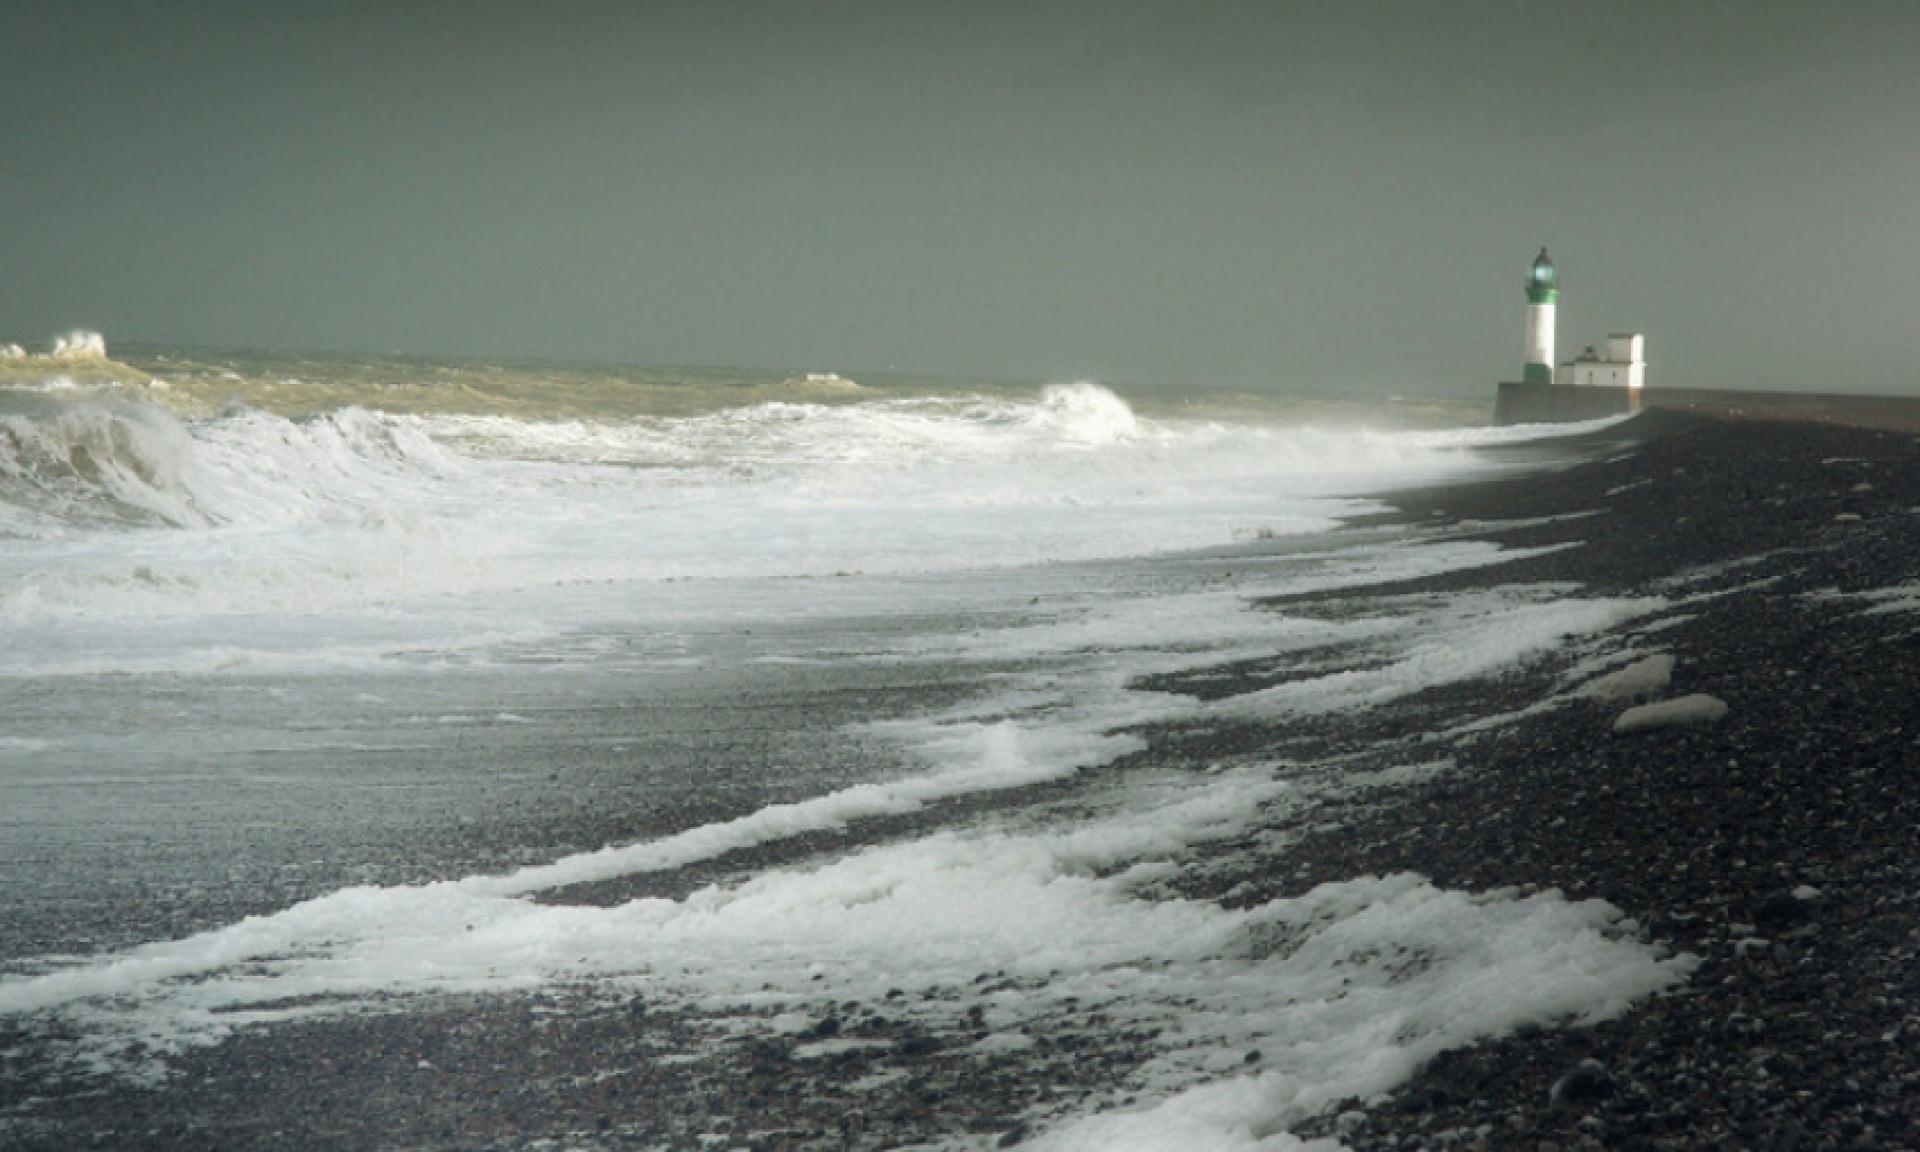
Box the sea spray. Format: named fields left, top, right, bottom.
left=0, top=378, right=1502, bottom=629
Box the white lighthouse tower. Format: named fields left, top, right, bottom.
left=1523, top=247, right=1558, bottom=384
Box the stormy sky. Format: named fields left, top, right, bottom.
left=4, top=1, right=1917, bottom=395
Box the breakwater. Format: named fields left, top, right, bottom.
left=1497, top=380, right=1920, bottom=432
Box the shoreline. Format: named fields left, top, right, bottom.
left=1234, top=414, right=1920, bottom=1148
left=4, top=414, right=1917, bottom=1149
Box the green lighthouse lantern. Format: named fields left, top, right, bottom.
left=1522, top=247, right=1558, bottom=383
left=1526, top=248, right=1558, bottom=304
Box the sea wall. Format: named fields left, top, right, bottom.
left=1496, top=380, right=1920, bottom=433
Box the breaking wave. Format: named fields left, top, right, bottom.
left=0, top=394, right=210, bottom=529
left=0, top=395, right=473, bottom=534
left=1005, top=381, right=1141, bottom=443
left=0, top=379, right=1383, bottom=536
left=0, top=376, right=1513, bottom=625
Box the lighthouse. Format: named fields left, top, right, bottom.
left=1523, top=247, right=1558, bottom=384
left=1496, top=248, right=1661, bottom=424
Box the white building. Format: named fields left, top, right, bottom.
left=1566, top=333, right=1646, bottom=389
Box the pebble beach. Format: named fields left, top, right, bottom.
left=1269, top=413, right=1920, bottom=1150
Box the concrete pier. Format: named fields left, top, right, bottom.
left=1496, top=380, right=1920, bottom=433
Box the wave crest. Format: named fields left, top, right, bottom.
left=0, top=396, right=484, bottom=536
left=0, top=396, right=209, bottom=529
left=1029, top=382, right=1141, bottom=443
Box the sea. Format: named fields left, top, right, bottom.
left=0, top=346, right=1692, bottom=1149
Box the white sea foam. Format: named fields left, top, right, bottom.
left=0, top=520, right=1678, bottom=1053
left=1, top=374, right=1689, bottom=1144
left=0, top=382, right=1515, bottom=661
left=1814, top=579, right=1920, bottom=619
left=1217, top=590, right=1665, bottom=718
left=461, top=717, right=1143, bottom=900
left=0, top=763, right=1689, bottom=1144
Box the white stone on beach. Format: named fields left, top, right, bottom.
left=1584, top=654, right=1675, bottom=703
left=1612, top=693, right=1729, bottom=734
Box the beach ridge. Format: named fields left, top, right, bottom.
left=1243, top=414, right=1920, bottom=1150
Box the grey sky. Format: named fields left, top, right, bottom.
left=4, top=1, right=1917, bottom=394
